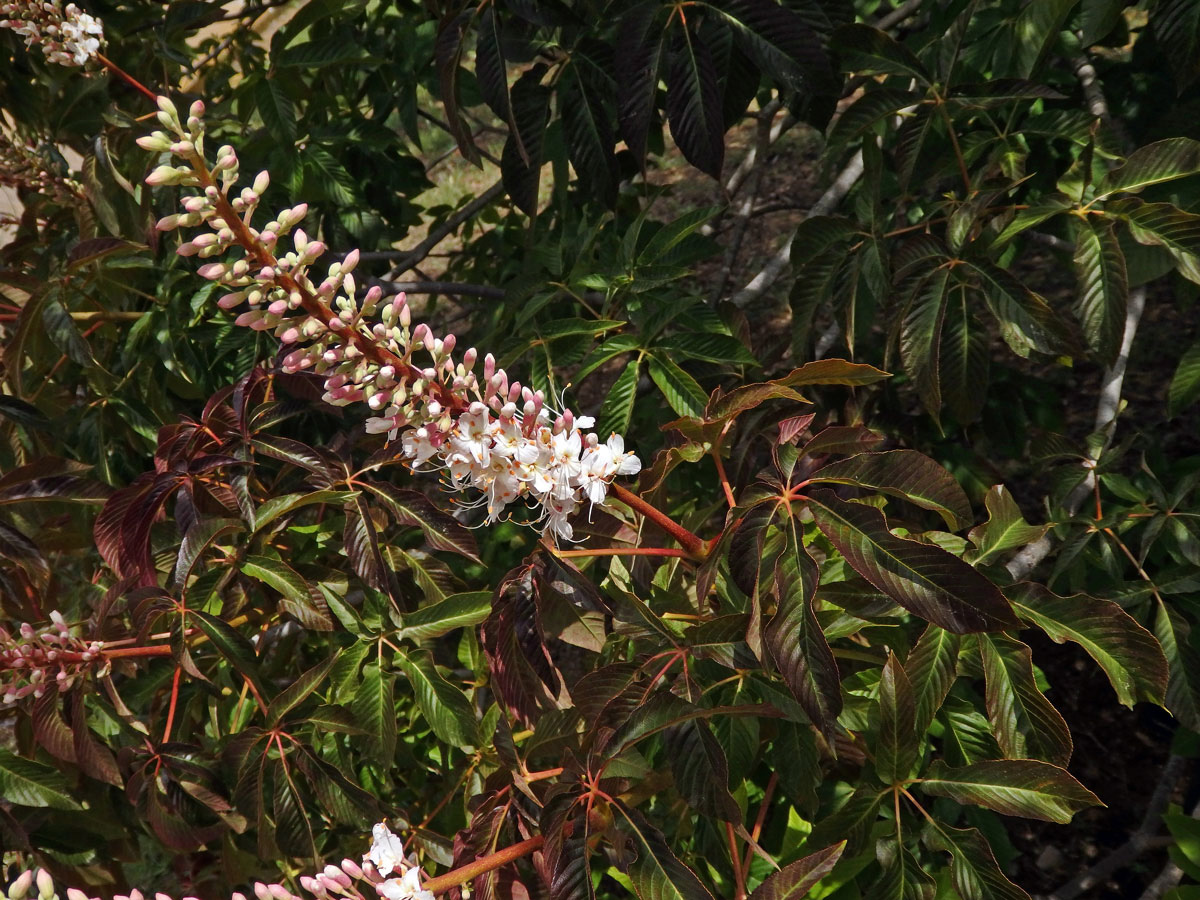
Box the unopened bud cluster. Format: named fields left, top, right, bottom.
left=0, top=611, right=106, bottom=706
left=1, top=824, right=434, bottom=900
left=1, top=124, right=84, bottom=204
left=142, top=96, right=639, bottom=541
left=0, top=0, right=104, bottom=67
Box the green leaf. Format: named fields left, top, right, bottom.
left=275, top=36, right=377, bottom=68
left=351, top=661, right=397, bottom=764
left=1013, top=0, right=1079, bottom=77
left=656, top=332, right=757, bottom=366
left=252, top=489, right=358, bottom=534
left=969, top=261, right=1069, bottom=357
left=921, top=759, right=1100, bottom=823
left=747, top=842, right=845, bottom=900
left=1170, top=341, right=1200, bottom=418
left=666, top=719, right=741, bottom=822
left=649, top=355, right=708, bottom=417
left=1152, top=0, right=1200, bottom=91
left=254, top=77, right=296, bottom=142
left=992, top=195, right=1074, bottom=248
left=900, top=266, right=953, bottom=422
left=501, top=70, right=550, bottom=215
left=1007, top=583, right=1167, bottom=707
left=1072, top=216, right=1128, bottom=363
left=939, top=282, right=990, bottom=425
left=809, top=449, right=973, bottom=531
left=765, top=527, right=842, bottom=739
left=831, top=24, right=929, bottom=82
left=1153, top=599, right=1200, bottom=732
left=400, top=591, right=492, bottom=641
left=614, top=801, right=717, bottom=900
left=807, top=490, right=1019, bottom=633
left=1080, top=0, right=1127, bottom=45
left=967, top=486, right=1048, bottom=566
left=268, top=652, right=340, bottom=726
left=827, top=88, right=924, bottom=150
left=241, top=555, right=334, bottom=630
left=1096, top=138, right=1200, bottom=198
left=805, top=786, right=884, bottom=858
left=599, top=358, right=640, bottom=438
left=933, top=824, right=1032, bottom=900
left=776, top=358, right=892, bottom=389
left=41, top=293, right=99, bottom=369
left=0, top=748, right=81, bottom=810
left=560, top=63, right=617, bottom=197
left=1107, top=198, right=1200, bottom=278
left=906, top=625, right=961, bottom=733
left=395, top=650, right=477, bottom=747
left=664, top=21, right=725, bottom=179
left=190, top=610, right=267, bottom=703
left=865, top=839, right=936, bottom=900
left=977, top=634, right=1072, bottom=766
left=875, top=652, right=917, bottom=784
left=359, top=482, right=480, bottom=561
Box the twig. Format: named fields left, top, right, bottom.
left=383, top=181, right=505, bottom=279
left=1044, top=754, right=1187, bottom=900
left=728, top=149, right=864, bottom=308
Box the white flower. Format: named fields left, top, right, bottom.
left=366, top=823, right=407, bottom=877
left=377, top=870, right=433, bottom=900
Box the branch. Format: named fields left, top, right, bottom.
left=1045, top=754, right=1187, bottom=900
left=728, top=149, right=864, bottom=308
left=383, top=180, right=505, bottom=279
left=875, top=0, right=924, bottom=30
left=711, top=107, right=776, bottom=302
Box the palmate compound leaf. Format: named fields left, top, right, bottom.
left=1006, top=582, right=1167, bottom=708
left=919, top=759, right=1101, bottom=823
left=747, top=841, right=846, bottom=900
left=614, top=801, right=717, bottom=900
left=808, top=449, right=973, bottom=531
left=806, top=490, right=1020, bottom=633
left=977, top=634, right=1072, bottom=766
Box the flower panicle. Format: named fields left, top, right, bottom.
left=0, top=825, right=434, bottom=900
left=0, top=0, right=104, bottom=67
left=141, top=95, right=640, bottom=541
left=0, top=610, right=108, bottom=706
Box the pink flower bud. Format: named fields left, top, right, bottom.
left=36, top=869, right=55, bottom=900
left=188, top=99, right=205, bottom=119
left=323, top=867, right=351, bottom=889
left=253, top=884, right=271, bottom=900
left=10, top=870, right=34, bottom=900
left=340, top=859, right=364, bottom=880
left=67, top=888, right=92, bottom=900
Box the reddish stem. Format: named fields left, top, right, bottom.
left=554, top=547, right=691, bottom=559
left=105, top=644, right=174, bottom=659
left=96, top=53, right=158, bottom=101
left=421, top=836, right=545, bottom=895
left=713, top=452, right=737, bottom=508
left=609, top=483, right=708, bottom=560
left=162, top=666, right=181, bottom=742
left=727, top=821, right=746, bottom=900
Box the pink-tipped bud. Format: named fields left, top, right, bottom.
left=197, top=263, right=227, bottom=280
left=67, top=889, right=91, bottom=900
left=252, top=885, right=270, bottom=900
left=322, top=867, right=351, bottom=889
left=340, top=859, right=364, bottom=880
left=10, top=870, right=34, bottom=900
left=36, top=870, right=55, bottom=900
left=508, top=382, right=522, bottom=403
left=268, top=885, right=294, bottom=900
left=188, top=99, right=205, bottom=119
left=483, top=354, right=496, bottom=382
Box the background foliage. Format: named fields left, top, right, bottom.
left=3, top=0, right=1200, bottom=898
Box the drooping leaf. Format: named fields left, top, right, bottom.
left=395, top=649, right=477, bottom=747
left=1153, top=599, right=1200, bottom=731
left=400, top=591, right=492, bottom=642
left=649, top=354, right=708, bottom=417
left=807, top=490, right=1019, bottom=633
left=831, top=23, right=929, bottom=81
left=1072, top=215, right=1128, bottom=363
left=351, top=661, right=397, bottom=764
left=1012, top=0, right=1079, bottom=77
left=665, top=719, right=741, bottom=821
left=501, top=69, right=551, bottom=214
left=875, top=652, right=917, bottom=785
left=1152, top=0, right=1200, bottom=91
left=977, top=634, right=1072, bottom=766
left=809, top=449, right=972, bottom=531
left=614, top=801, right=717, bottom=900
left=190, top=610, right=267, bottom=702
left=664, top=21, right=725, bottom=179
left=764, top=527, right=841, bottom=739
left=360, top=481, right=480, bottom=561
left=709, top=0, right=836, bottom=97
left=616, top=2, right=666, bottom=169
left=268, top=653, right=340, bottom=726
left=920, top=759, right=1101, bottom=823
left=747, top=841, right=845, bottom=900
left=1170, top=340, right=1200, bottom=418
left=241, top=555, right=334, bottom=630
left=1006, top=583, right=1167, bottom=708
left=254, top=77, right=296, bottom=142
left=931, top=824, right=1032, bottom=900
left=865, top=839, right=936, bottom=900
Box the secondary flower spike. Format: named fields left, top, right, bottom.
left=141, top=95, right=639, bottom=540
left=0, top=0, right=104, bottom=66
